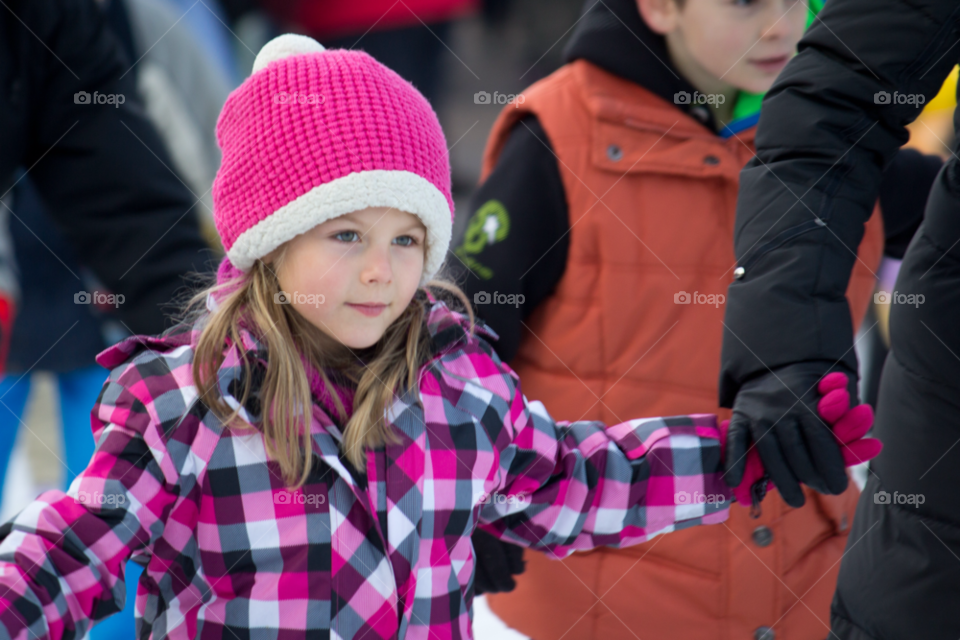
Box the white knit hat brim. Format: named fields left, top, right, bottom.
left=227, top=169, right=451, bottom=286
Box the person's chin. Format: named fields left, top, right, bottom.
left=301, top=316, right=378, bottom=349
left=338, top=325, right=387, bottom=349
left=730, top=75, right=775, bottom=97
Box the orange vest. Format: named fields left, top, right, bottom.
left=482, top=60, right=884, bottom=640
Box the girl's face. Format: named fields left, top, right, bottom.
left=269, top=207, right=427, bottom=349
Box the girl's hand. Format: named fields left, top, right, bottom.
left=720, top=419, right=772, bottom=509
left=817, top=372, right=883, bottom=466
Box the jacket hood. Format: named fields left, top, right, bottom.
left=562, top=0, right=714, bottom=129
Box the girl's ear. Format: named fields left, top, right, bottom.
left=262, top=242, right=289, bottom=271
left=637, top=0, right=682, bottom=35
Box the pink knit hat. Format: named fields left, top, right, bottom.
left=213, top=34, right=453, bottom=285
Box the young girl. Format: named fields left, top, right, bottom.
left=0, top=34, right=862, bottom=640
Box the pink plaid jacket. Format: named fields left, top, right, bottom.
left=0, top=298, right=731, bottom=639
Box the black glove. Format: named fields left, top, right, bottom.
left=471, top=529, right=525, bottom=595
left=723, top=361, right=854, bottom=508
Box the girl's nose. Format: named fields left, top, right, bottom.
left=360, top=243, right=393, bottom=284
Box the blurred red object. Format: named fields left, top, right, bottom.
left=263, top=0, right=480, bottom=39
left=0, top=293, right=14, bottom=375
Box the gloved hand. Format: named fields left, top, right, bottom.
left=816, top=372, right=882, bottom=465
left=720, top=419, right=772, bottom=510
left=472, top=529, right=525, bottom=595
left=721, top=371, right=881, bottom=511
left=723, top=362, right=853, bottom=508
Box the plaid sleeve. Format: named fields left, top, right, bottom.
left=477, top=372, right=732, bottom=558
left=0, top=357, right=187, bottom=640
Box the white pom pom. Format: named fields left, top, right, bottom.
left=252, top=34, right=325, bottom=74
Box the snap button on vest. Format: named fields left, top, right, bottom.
left=754, top=627, right=775, bottom=640
left=752, top=526, right=773, bottom=547
left=703, top=155, right=720, bottom=165
left=607, top=144, right=623, bottom=161
left=733, top=266, right=745, bottom=279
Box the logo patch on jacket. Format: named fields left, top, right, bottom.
left=454, top=199, right=511, bottom=280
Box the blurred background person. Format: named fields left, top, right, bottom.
left=0, top=0, right=223, bottom=637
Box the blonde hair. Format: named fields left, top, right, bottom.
left=183, top=254, right=473, bottom=490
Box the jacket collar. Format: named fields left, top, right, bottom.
left=568, top=59, right=757, bottom=165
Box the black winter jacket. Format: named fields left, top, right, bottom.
left=0, top=0, right=213, bottom=341
left=716, top=0, right=960, bottom=636
left=719, top=0, right=958, bottom=404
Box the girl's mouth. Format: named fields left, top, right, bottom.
left=347, top=303, right=388, bottom=317
left=749, top=55, right=790, bottom=74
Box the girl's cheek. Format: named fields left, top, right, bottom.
left=321, top=240, right=355, bottom=261
left=392, top=246, right=424, bottom=270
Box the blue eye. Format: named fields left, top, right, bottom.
left=394, top=235, right=418, bottom=247
left=334, top=231, right=360, bottom=243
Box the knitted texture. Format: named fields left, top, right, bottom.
left=303, top=355, right=357, bottom=423
left=213, top=37, right=453, bottom=283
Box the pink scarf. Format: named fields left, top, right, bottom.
left=303, top=355, right=357, bottom=423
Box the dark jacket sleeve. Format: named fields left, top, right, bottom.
left=449, top=115, right=569, bottom=363
left=880, top=148, right=944, bottom=259
left=18, top=0, right=214, bottom=336
left=719, top=0, right=960, bottom=406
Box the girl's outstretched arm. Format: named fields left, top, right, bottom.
left=432, top=346, right=732, bottom=558
left=0, top=360, right=185, bottom=640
